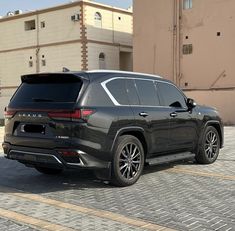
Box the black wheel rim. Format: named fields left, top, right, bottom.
left=119, top=143, right=141, bottom=180
left=205, top=130, right=219, bottom=159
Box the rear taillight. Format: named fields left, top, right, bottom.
left=48, top=109, right=95, bottom=121
left=57, top=150, right=79, bottom=157
left=4, top=109, right=16, bottom=119
left=48, top=110, right=81, bottom=120
left=81, top=109, right=95, bottom=117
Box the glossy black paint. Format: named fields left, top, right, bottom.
left=2, top=71, right=224, bottom=176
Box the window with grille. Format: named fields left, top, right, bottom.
left=25, top=20, right=36, bottom=31
left=41, top=21, right=46, bottom=28
left=94, top=12, right=102, bottom=28
left=183, top=44, right=193, bottom=55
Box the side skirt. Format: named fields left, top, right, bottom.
left=146, top=152, right=195, bottom=166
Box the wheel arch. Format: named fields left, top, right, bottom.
left=201, top=121, right=224, bottom=148
left=111, top=127, right=149, bottom=159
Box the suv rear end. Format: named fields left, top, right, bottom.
left=2, top=72, right=112, bottom=177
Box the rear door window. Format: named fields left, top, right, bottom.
left=135, top=79, right=160, bottom=106
left=106, top=79, right=129, bottom=105
left=157, top=82, right=187, bottom=108
left=126, top=79, right=140, bottom=105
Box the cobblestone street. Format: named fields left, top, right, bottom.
left=0, top=126, right=234, bottom=231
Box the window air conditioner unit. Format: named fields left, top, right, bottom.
left=71, top=14, right=80, bottom=21
left=7, top=12, right=14, bottom=16
left=14, top=10, right=23, bottom=15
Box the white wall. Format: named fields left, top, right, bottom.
left=0, top=16, right=37, bottom=51
left=38, top=43, right=82, bottom=72
left=85, top=5, right=132, bottom=46
left=0, top=49, right=36, bottom=87
left=39, top=6, right=81, bottom=45
left=87, top=43, right=120, bottom=70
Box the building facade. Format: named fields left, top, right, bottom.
left=134, top=0, right=235, bottom=124
left=0, top=0, right=133, bottom=119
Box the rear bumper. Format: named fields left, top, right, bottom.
left=2, top=142, right=111, bottom=170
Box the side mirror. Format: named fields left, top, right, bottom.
left=187, top=98, right=197, bottom=109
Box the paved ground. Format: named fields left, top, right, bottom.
left=0, top=126, right=234, bottom=231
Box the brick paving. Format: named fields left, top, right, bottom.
left=0, top=192, right=146, bottom=231
left=0, top=126, right=234, bottom=231
left=0, top=217, right=37, bottom=231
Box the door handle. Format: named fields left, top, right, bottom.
left=170, top=112, right=178, bottom=118
left=139, top=112, right=149, bottom=117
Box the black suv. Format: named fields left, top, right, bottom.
left=2, top=71, right=224, bottom=186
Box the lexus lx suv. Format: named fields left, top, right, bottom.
left=2, top=70, right=224, bottom=186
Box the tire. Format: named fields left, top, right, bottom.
left=35, top=166, right=63, bottom=175
left=196, top=126, right=220, bottom=164
left=111, top=135, right=144, bottom=187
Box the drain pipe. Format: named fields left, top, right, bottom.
left=173, top=0, right=177, bottom=84
left=36, top=13, right=40, bottom=73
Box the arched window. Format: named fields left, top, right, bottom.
left=94, top=12, right=102, bottom=28
left=99, top=53, right=106, bottom=69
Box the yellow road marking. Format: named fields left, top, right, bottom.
left=0, top=207, right=75, bottom=231
left=166, top=168, right=235, bottom=180
left=0, top=186, right=175, bottom=231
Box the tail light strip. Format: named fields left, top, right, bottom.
left=4, top=108, right=95, bottom=121
left=48, top=109, right=95, bottom=121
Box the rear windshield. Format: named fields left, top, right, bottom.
left=11, top=76, right=82, bottom=104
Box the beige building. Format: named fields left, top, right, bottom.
left=134, top=0, right=235, bottom=124
left=0, top=0, right=133, bottom=119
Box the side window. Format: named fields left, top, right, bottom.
left=94, top=12, right=102, bottom=28
left=135, top=80, right=160, bottom=106
left=106, top=79, right=128, bottom=105
left=157, top=82, right=187, bottom=108
left=99, top=53, right=106, bottom=69
left=183, top=0, right=192, bottom=9
left=126, top=79, right=140, bottom=105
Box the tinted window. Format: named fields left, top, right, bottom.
left=126, top=79, right=140, bottom=105
left=12, top=81, right=82, bottom=103
left=157, top=82, right=187, bottom=108
left=106, top=79, right=129, bottom=105
left=135, top=80, right=160, bottom=106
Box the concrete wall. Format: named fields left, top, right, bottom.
left=185, top=90, right=235, bottom=125
left=180, top=0, right=235, bottom=90
left=0, top=16, right=37, bottom=51
left=0, top=6, right=82, bottom=51
left=0, top=48, right=37, bottom=118
left=133, top=0, right=235, bottom=123
left=87, top=43, right=120, bottom=70
left=133, top=0, right=174, bottom=81
left=0, top=49, right=36, bottom=86
left=120, top=52, right=133, bottom=71
left=38, top=44, right=82, bottom=72
left=85, top=4, right=133, bottom=71
left=85, top=4, right=132, bottom=46
left=38, top=6, right=81, bottom=45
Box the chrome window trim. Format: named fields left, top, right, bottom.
left=101, top=76, right=188, bottom=109
left=101, top=76, right=157, bottom=106
left=101, top=78, right=121, bottom=106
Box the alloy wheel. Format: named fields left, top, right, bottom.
left=119, top=143, right=142, bottom=180
left=204, top=130, right=219, bottom=159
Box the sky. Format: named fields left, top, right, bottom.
left=0, top=0, right=132, bottom=16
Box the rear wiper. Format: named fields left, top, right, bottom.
left=32, top=98, right=55, bottom=102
